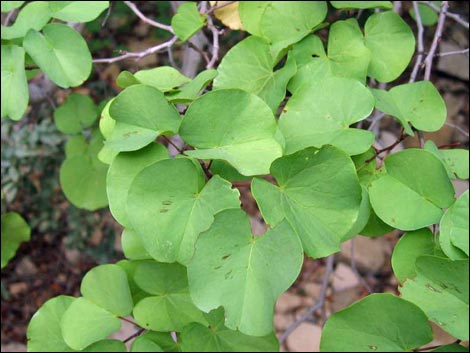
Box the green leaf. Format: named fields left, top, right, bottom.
left=27, top=296, right=76, bottom=352
left=239, top=2, right=327, bottom=56
left=134, top=66, right=191, bottom=92
left=424, top=141, right=469, bottom=179
left=1, top=1, right=51, bottom=40
left=330, top=1, right=393, bottom=9
left=127, top=157, right=240, bottom=264
left=1, top=1, right=25, bottom=12
left=60, top=132, right=108, bottom=211
left=391, top=229, right=437, bottom=283
left=252, top=146, right=362, bottom=258
left=372, top=81, right=447, bottom=135
left=107, top=143, right=168, bottom=228
left=53, top=93, right=98, bottom=134
left=320, top=294, right=433, bottom=351
left=364, top=11, right=415, bottom=82
left=99, top=98, right=115, bottom=140
left=369, top=149, right=455, bottom=230
left=210, top=160, right=252, bottom=182
left=360, top=206, right=394, bottom=237
left=288, top=20, right=370, bottom=92
left=280, top=77, right=375, bottom=155
left=1, top=212, right=30, bottom=268
left=65, top=135, right=88, bottom=157
left=213, top=36, right=297, bottom=112
left=23, top=23, right=92, bottom=88
left=133, top=261, right=208, bottom=331
left=83, top=339, right=126, bottom=352
left=410, top=2, right=439, bottom=26
left=167, top=69, right=218, bottom=103
left=116, top=260, right=151, bottom=305
left=49, top=1, right=109, bottom=22
left=107, top=84, right=180, bottom=152
left=121, top=229, right=151, bottom=260
left=116, top=70, right=140, bottom=88
left=81, top=264, right=133, bottom=317
left=432, top=343, right=469, bottom=352
left=440, top=190, right=469, bottom=257
left=179, top=89, right=282, bottom=176
left=171, top=2, right=206, bottom=41
left=131, top=332, right=181, bottom=352
left=131, top=335, right=164, bottom=352
left=181, top=307, right=279, bottom=352
left=61, top=297, right=121, bottom=351
left=400, top=256, right=469, bottom=341
left=1, top=45, right=28, bottom=121
left=188, top=209, right=303, bottom=336
left=342, top=186, right=371, bottom=241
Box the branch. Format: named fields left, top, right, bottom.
left=123, top=328, right=146, bottom=344
left=409, top=1, right=425, bottom=83
left=365, top=129, right=407, bottom=163
left=93, top=36, right=178, bottom=64
left=436, top=48, right=469, bottom=57
left=445, top=121, right=470, bottom=137
left=419, top=1, right=469, bottom=29
left=206, top=9, right=220, bottom=69
left=424, top=1, right=449, bottom=80
left=205, top=1, right=237, bottom=15
left=124, top=1, right=175, bottom=33
left=279, top=255, right=335, bottom=343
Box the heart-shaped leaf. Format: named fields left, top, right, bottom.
left=171, top=2, right=206, bottom=41
left=1, top=1, right=50, bottom=39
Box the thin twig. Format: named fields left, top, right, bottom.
left=424, top=1, right=449, bottom=80
left=419, top=1, right=469, bottom=29
left=413, top=340, right=461, bottom=352
left=3, top=8, right=18, bottom=26
left=279, top=255, right=335, bottom=343
left=206, top=10, right=220, bottom=69
left=93, top=36, right=178, bottom=64
left=409, top=1, right=425, bottom=83
left=445, top=121, right=470, bottom=137
left=350, top=238, right=373, bottom=293
left=161, top=135, right=186, bottom=154
left=438, top=142, right=461, bottom=149
left=205, top=1, right=237, bottom=15
left=187, top=41, right=211, bottom=65
left=119, top=316, right=137, bottom=325
left=124, top=1, right=174, bottom=33
left=123, top=328, right=146, bottom=344
left=365, top=129, right=407, bottom=163
left=436, top=48, right=469, bottom=57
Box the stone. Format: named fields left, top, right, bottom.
left=14, top=257, right=38, bottom=277
left=303, top=283, right=322, bottom=300
left=276, top=292, right=303, bottom=314
left=331, top=287, right=364, bottom=312
left=332, top=263, right=360, bottom=292
left=274, top=313, right=293, bottom=331
left=340, top=236, right=389, bottom=273
left=286, top=322, right=322, bottom=352
left=9, top=282, right=28, bottom=296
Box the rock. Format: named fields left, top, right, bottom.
left=332, top=263, right=360, bottom=292
left=64, top=247, right=81, bottom=266
left=331, top=287, right=364, bottom=312
left=303, top=283, right=322, bottom=299
left=286, top=322, right=322, bottom=352
left=437, top=42, right=469, bottom=80
left=14, top=256, right=38, bottom=277
left=274, top=313, right=293, bottom=331
left=276, top=292, right=303, bottom=314
left=340, top=236, right=389, bottom=273
left=9, top=282, right=28, bottom=296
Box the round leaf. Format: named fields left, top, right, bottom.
left=134, top=66, right=191, bottom=92
left=127, top=157, right=240, bottom=264
left=23, top=23, right=92, bottom=88
left=252, top=146, right=362, bottom=258
left=1, top=1, right=51, bottom=40
left=279, top=77, right=375, bottom=155
left=107, top=142, right=168, bottom=228
left=369, top=149, right=455, bottom=230
left=410, top=3, right=439, bottom=26
left=440, top=190, right=469, bottom=257
left=424, top=140, right=469, bottom=180
left=179, top=89, right=282, bottom=176
left=400, top=256, right=469, bottom=341
left=54, top=93, right=98, bottom=134
left=61, top=297, right=121, bottom=351
left=27, top=296, right=76, bottom=352
left=83, top=339, right=126, bottom=352
left=121, top=228, right=152, bottom=260
left=107, top=84, right=180, bottom=152
left=1, top=212, right=30, bottom=268
left=1, top=44, right=28, bottom=121
left=171, top=2, right=206, bottom=41
left=81, top=264, right=133, bottom=317
left=132, top=261, right=207, bottom=331
left=49, top=1, right=109, bottom=22
left=131, top=335, right=164, bottom=352
left=188, top=209, right=303, bottom=336
left=320, top=294, right=433, bottom=351
left=364, top=11, right=415, bottom=82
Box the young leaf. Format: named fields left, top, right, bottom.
left=188, top=209, right=303, bottom=336
left=171, top=2, right=206, bottom=41
left=1, top=212, right=30, bottom=268
left=80, top=264, right=133, bottom=317
left=369, top=149, right=455, bottom=230
left=107, top=84, right=180, bottom=152
left=49, top=1, right=109, bottom=23
left=53, top=93, right=98, bottom=134
left=320, top=294, right=433, bottom=351
left=364, top=11, right=415, bottom=82
left=23, top=23, right=92, bottom=88
left=400, top=256, right=469, bottom=341
left=127, top=157, right=240, bottom=264
left=27, top=295, right=76, bottom=352
left=410, top=2, right=439, bottom=26
left=61, top=297, right=121, bottom=350
left=107, top=143, right=169, bottom=228
left=251, top=146, right=362, bottom=258
left=439, top=190, right=469, bottom=257
left=133, top=261, right=208, bottom=331
left=1, top=45, right=28, bottom=121
left=180, top=307, right=279, bottom=352
left=179, top=89, right=283, bottom=176
left=1, top=1, right=51, bottom=40
left=279, top=77, right=375, bottom=155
